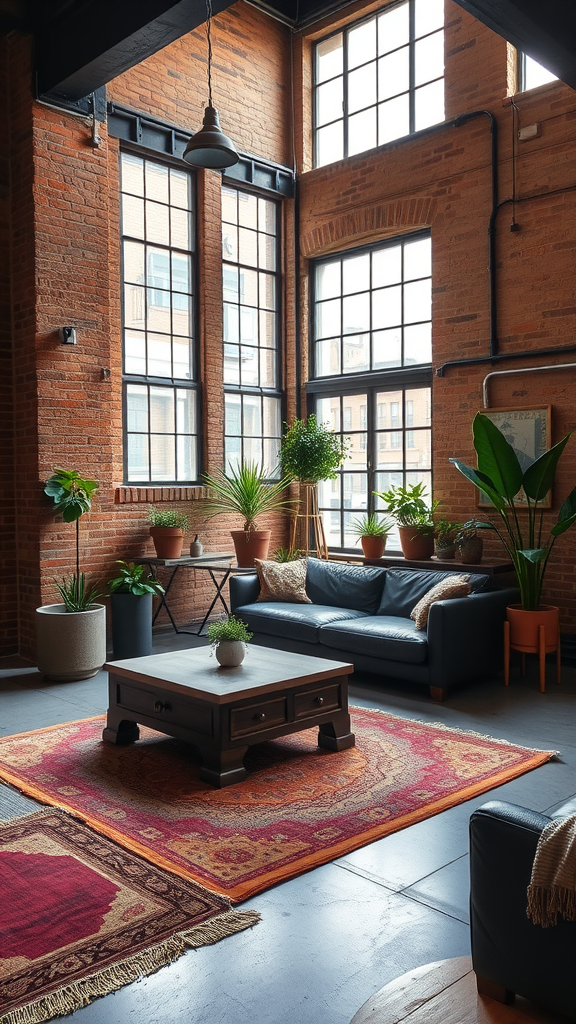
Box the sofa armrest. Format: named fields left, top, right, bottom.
left=229, top=572, right=260, bottom=610
left=427, top=587, right=519, bottom=688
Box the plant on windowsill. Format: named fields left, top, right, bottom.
left=454, top=521, right=484, bottom=565
left=374, top=481, right=440, bottom=561
left=434, top=519, right=461, bottom=560
left=207, top=614, right=253, bottom=667
left=147, top=506, right=189, bottom=559
left=108, top=561, right=165, bottom=661
left=201, top=462, right=293, bottom=567
left=450, top=411, right=576, bottom=651
left=37, top=469, right=106, bottom=681
left=349, top=512, right=394, bottom=560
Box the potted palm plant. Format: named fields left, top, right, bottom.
left=37, top=469, right=106, bottom=681
left=207, top=614, right=253, bottom=667
left=375, top=482, right=439, bottom=560
left=450, top=412, right=576, bottom=651
left=108, top=561, right=165, bottom=660
left=147, top=506, right=189, bottom=559
left=349, top=512, right=393, bottom=559
left=201, top=462, right=293, bottom=566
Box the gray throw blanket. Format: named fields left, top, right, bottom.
left=527, top=813, right=576, bottom=927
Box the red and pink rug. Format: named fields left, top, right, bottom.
left=0, top=708, right=555, bottom=902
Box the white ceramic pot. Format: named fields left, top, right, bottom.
left=36, top=603, right=106, bottom=681
left=215, top=641, right=246, bottom=667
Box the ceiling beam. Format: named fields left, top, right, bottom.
left=36, top=0, right=236, bottom=102
left=452, top=0, right=576, bottom=91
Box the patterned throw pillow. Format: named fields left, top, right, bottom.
left=410, top=574, right=471, bottom=630
left=255, top=558, right=312, bottom=603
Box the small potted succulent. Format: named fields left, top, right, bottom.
left=108, top=561, right=165, bottom=660
left=147, top=506, right=189, bottom=559
left=349, top=512, right=393, bottom=559
left=434, top=520, right=461, bottom=560
left=374, top=482, right=439, bottom=560
left=207, top=614, right=253, bottom=667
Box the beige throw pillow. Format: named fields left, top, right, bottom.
left=410, top=574, right=471, bottom=630
left=255, top=558, right=312, bottom=603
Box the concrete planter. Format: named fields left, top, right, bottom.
left=36, top=603, right=106, bottom=681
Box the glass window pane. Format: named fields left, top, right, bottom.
left=244, top=437, right=263, bottom=466
left=404, top=323, right=431, bottom=364
left=372, top=285, right=401, bottom=329
left=225, top=394, right=242, bottom=434
left=378, top=92, right=410, bottom=145
left=406, top=470, right=432, bottom=497
left=123, top=241, right=145, bottom=284
left=147, top=289, right=171, bottom=333
left=172, top=253, right=191, bottom=294
left=146, top=200, right=170, bottom=245
left=348, top=107, right=377, bottom=156
left=239, top=227, right=258, bottom=267
left=222, top=187, right=237, bottom=224
left=223, top=265, right=239, bottom=302
left=124, top=331, right=146, bottom=375
left=126, top=384, right=148, bottom=431
left=315, top=338, right=341, bottom=376
left=238, top=192, right=258, bottom=229
left=343, top=292, right=369, bottom=334
left=343, top=334, right=369, bottom=372
left=404, top=237, right=431, bottom=279
left=343, top=253, right=370, bottom=294
left=523, top=55, right=557, bottom=90
left=173, top=337, right=192, bottom=379
left=150, top=387, right=174, bottom=432
left=222, top=225, right=238, bottom=261
left=259, top=309, right=276, bottom=347
left=170, top=168, right=190, bottom=210
left=224, top=343, right=240, bottom=384
left=127, top=433, right=149, bottom=481
left=263, top=437, right=280, bottom=478
left=258, top=233, right=276, bottom=271
left=240, top=268, right=258, bottom=306
left=316, top=397, right=340, bottom=431
left=372, top=245, right=401, bottom=287
left=124, top=284, right=145, bottom=329
left=263, top=396, right=281, bottom=436
left=317, top=79, right=344, bottom=126
left=348, top=19, right=376, bottom=70
left=378, top=47, right=409, bottom=101
left=243, top=395, right=262, bottom=436
left=406, top=388, right=431, bottom=427
left=145, top=162, right=169, bottom=203
left=150, top=434, right=175, bottom=480
left=122, top=194, right=144, bottom=239
left=177, top=435, right=196, bottom=482
left=240, top=345, right=259, bottom=385
left=316, top=121, right=344, bottom=167
left=240, top=306, right=258, bottom=343
left=415, top=31, right=444, bottom=87
left=147, top=333, right=172, bottom=377
left=378, top=4, right=409, bottom=55
left=404, top=278, right=431, bottom=323
left=316, top=34, right=343, bottom=84
left=259, top=347, right=277, bottom=387
left=414, top=79, right=445, bottom=131
left=147, top=248, right=170, bottom=290
left=259, top=272, right=276, bottom=310
left=122, top=153, right=144, bottom=195
left=348, top=63, right=377, bottom=115
left=258, top=198, right=276, bottom=234
left=373, top=328, right=401, bottom=368
left=415, top=0, right=443, bottom=38
left=223, top=304, right=239, bottom=343
left=225, top=436, right=242, bottom=474
left=316, top=298, right=341, bottom=339
left=176, top=388, right=196, bottom=433
left=170, top=207, right=190, bottom=250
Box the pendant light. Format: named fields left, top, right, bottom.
left=183, top=0, right=239, bottom=170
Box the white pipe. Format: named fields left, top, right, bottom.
left=482, top=362, right=576, bottom=408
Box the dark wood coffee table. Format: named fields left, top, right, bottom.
left=102, top=646, right=355, bottom=787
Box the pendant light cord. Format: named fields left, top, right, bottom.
left=206, top=0, right=213, bottom=107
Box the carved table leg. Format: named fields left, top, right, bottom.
left=318, top=712, right=355, bottom=752
left=198, top=745, right=249, bottom=787
left=102, top=711, right=140, bottom=744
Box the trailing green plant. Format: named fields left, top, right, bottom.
left=54, top=572, right=103, bottom=613
left=349, top=512, right=393, bottom=539
left=201, top=462, right=293, bottom=533
left=44, top=469, right=100, bottom=610
left=108, top=561, right=165, bottom=597
left=450, top=412, right=576, bottom=610
left=279, top=415, right=349, bottom=482
left=147, top=506, right=189, bottom=530
left=207, top=614, right=253, bottom=649
left=374, top=482, right=439, bottom=535
left=273, top=546, right=305, bottom=562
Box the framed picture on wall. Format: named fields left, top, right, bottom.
left=477, top=405, right=552, bottom=508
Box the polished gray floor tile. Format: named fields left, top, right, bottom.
left=402, top=854, right=470, bottom=924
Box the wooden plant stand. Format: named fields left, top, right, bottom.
left=504, top=620, right=561, bottom=694
left=288, top=481, right=329, bottom=559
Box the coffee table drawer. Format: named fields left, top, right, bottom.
left=116, top=682, right=213, bottom=737
left=294, top=683, right=342, bottom=720
left=230, top=697, right=287, bottom=738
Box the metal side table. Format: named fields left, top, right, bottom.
left=144, top=554, right=254, bottom=635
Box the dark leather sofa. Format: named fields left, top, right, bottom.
left=230, top=558, right=517, bottom=700
left=470, top=799, right=576, bottom=1018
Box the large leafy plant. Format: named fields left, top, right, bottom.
left=44, top=469, right=101, bottom=611
left=280, top=415, right=348, bottom=482
left=450, top=412, right=576, bottom=610
left=201, top=462, right=293, bottom=533
left=375, top=481, right=439, bottom=535
left=108, top=561, right=165, bottom=597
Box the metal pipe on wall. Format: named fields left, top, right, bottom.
left=482, top=362, right=576, bottom=408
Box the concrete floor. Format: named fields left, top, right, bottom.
left=1, top=633, right=575, bottom=1024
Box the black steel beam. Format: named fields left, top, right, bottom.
left=452, top=0, right=576, bottom=91
left=36, top=0, right=236, bottom=102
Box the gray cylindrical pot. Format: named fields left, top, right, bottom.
left=110, top=592, right=153, bottom=661
left=36, top=604, right=106, bottom=681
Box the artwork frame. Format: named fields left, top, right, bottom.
left=477, top=405, right=552, bottom=508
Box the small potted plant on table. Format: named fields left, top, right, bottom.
left=374, top=482, right=439, bottom=560
left=108, top=561, right=165, bottom=660
left=207, top=614, right=253, bottom=667
left=148, top=507, right=189, bottom=559
left=350, top=512, right=393, bottom=559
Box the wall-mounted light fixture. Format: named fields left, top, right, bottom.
left=59, top=327, right=77, bottom=344
left=183, top=0, right=239, bottom=170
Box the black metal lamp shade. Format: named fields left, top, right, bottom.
left=183, top=106, right=239, bottom=169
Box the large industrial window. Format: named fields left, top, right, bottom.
left=310, top=232, right=432, bottom=551
left=314, top=0, right=444, bottom=168
left=222, top=186, right=282, bottom=476
left=121, top=151, right=199, bottom=483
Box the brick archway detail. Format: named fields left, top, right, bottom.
left=300, top=196, right=437, bottom=258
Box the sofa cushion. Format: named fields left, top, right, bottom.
left=255, top=558, right=311, bottom=603
left=318, top=615, right=428, bottom=665
left=410, top=574, right=471, bottom=629
left=306, top=558, right=387, bottom=613
left=378, top=567, right=490, bottom=617
left=233, top=602, right=368, bottom=644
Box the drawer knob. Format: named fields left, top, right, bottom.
left=255, top=712, right=266, bottom=721
left=315, top=696, right=324, bottom=706
left=154, top=700, right=171, bottom=714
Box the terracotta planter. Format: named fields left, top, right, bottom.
left=231, top=529, right=271, bottom=567
left=506, top=604, right=560, bottom=653
left=458, top=535, right=483, bottom=564
left=215, top=641, right=246, bottom=667
left=398, top=526, right=434, bottom=561
left=150, top=527, right=184, bottom=559
left=360, top=536, right=386, bottom=559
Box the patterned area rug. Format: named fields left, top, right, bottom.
left=0, top=709, right=554, bottom=902
left=0, top=808, right=259, bottom=1024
